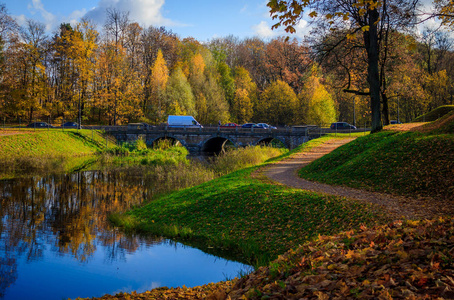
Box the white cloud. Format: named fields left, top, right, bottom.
left=27, top=0, right=57, bottom=31
left=252, top=21, right=277, bottom=39
left=15, top=14, right=28, bottom=27
left=66, top=9, right=88, bottom=26
left=293, top=18, right=311, bottom=39
left=84, top=0, right=175, bottom=27
left=252, top=18, right=312, bottom=40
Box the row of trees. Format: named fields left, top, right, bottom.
left=0, top=3, right=453, bottom=128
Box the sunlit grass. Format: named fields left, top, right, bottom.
left=113, top=136, right=388, bottom=267
left=299, top=131, right=454, bottom=200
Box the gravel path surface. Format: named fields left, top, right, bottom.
left=262, top=138, right=452, bottom=220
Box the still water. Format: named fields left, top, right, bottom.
left=0, top=170, right=249, bottom=300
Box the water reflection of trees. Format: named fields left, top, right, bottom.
left=0, top=169, right=168, bottom=296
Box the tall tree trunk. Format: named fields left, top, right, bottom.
left=365, top=7, right=382, bottom=133
left=382, top=92, right=390, bottom=125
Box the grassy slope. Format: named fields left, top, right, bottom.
left=299, top=131, right=454, bottom=200
left=414, top=110, right=454, bottom=134
left=413, top=105, right=454, bottom=122
left=113, top=135, right=389, bottom=267
left=0, top=129, right=112, bottom=159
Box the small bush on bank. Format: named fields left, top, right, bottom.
left=210, top=146, right=286, bottom=175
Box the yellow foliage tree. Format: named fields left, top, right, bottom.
left=232, top=67, right=255, bottom=123
left=149, top=49, right=169, bottom=123
left=298, top=66, right=337, bottom=126
left=257, top=80, right=298, bottom=125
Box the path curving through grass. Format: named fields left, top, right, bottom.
left=262, top=138, right=448, bottom=220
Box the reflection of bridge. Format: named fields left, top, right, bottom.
left=105, top=126, right=324, bottom=154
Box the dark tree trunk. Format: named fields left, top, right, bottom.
left=364, top=7, right=382, bottom=133
left=382, top=92, right=390, bottom=125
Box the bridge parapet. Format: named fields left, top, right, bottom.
left=103, top=126, right=363, bottom=154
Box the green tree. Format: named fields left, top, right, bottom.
left=164, top=66, right=195, bottom=116
left=257, top=80, right=298, bottom=125
left=298, top=66, right=337, bottom=125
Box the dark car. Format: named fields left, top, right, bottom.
left=390, top=120, right=402, bottom=125
left=26, top=122, right=53, bottom=128
left=253, top=123, right=277, bottom=130
left=241, top=123, right=256, bottom=128
left=220, top=122, right=239, bottom=128
left=62, top=122, right=82, bottom=129
left=330, top=122, right=356, bottom=130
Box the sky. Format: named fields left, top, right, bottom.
left=4, top=0, right=311, bottom=41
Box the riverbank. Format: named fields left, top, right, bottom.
left=0, top=129, right=112, bottom=178
left=0, top=129, right=191, bottom=179
left=111, top=134, right=389, bottom=267
left=95, top=126, right=454, bottom=299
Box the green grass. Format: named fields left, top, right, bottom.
left=0, top=129, right=115, bottom=178
left=0, top=129, right=113, bottom=159
left=413, top=105, right=454, bottom=122
left=416, top=110, right=454, bottom=134
left=112, top=135, right=389, bottom=267
left=299, top=131, right=454, bottom=200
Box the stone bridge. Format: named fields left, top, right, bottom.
left=104, top=126, right=323, bottom=154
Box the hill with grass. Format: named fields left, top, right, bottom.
left=0, top=129, right=114, bottom=178
left=413, top=105, right=454, bottom=122
left=299, top=130, right=454, bottom=201
left=411, top=110, right=454, bottom=134
left=0, top=129, right=111, bottom=159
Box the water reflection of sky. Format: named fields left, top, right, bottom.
left=0, top=170, right=250, bottom=300
left=5, top=238, right=247, bottom=300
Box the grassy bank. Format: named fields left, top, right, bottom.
left=0, top=129, right=116, bottom=178
left=413, top=105, right=454, bottom=122
left=112, top=135, right=389, bottom=267
left=299, top=131, right=454, bottom=201
left=0, top=129, right=112, bottom=158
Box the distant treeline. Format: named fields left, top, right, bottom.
left=0, top=4, right=453, bottom=126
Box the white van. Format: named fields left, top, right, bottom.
left=167, top=115, right=203, bottom=128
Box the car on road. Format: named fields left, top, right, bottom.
left=62, top=122, right=82, bottom=129
left=253, top=123, right=277, bottom=129
left=241, top=123, right=256, bottom=128
left=330, top=122, right=356, bottom=130
left=390, top=120, right=402, bottom=125
left=220, top=122, right=239, bottom=128
left=26, top=122, right=54, bottom=128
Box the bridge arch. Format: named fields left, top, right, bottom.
left=149, top=135, right=186, bottom=149
left=202, top=136, right=236, bottom=155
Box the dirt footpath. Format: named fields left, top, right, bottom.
left=262, top=138, right=453, bottom=220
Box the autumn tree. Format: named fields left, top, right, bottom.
left=0, top=4, right=18, bottom=118
left=148, top=49, right=169, bottom=123
left=17, top=19, right=48, bottom=122
left=103, top=8, right=130, bottom=125
left=164, top=66, right=195, bottom=116
left=256, top=80, right=298, bottom=125
left=232, top=66, right=255, bottom=123
left=263, top=37, right=312, bottom=93
left=268, top=0, right=418, bottom=132
left=298, top=65, right=336, bottom=125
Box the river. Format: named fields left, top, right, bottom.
left=0, top=168, right=250, bottom=300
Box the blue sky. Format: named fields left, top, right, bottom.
left=5, top=0, right=310, bottom=41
